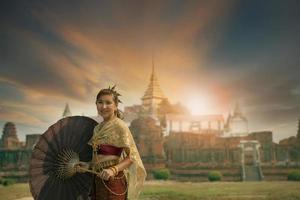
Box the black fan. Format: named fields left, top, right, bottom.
left=29, top=116, right=98, bottom=200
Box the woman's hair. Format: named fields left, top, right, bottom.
left=96, top=85, right=124, bottom=119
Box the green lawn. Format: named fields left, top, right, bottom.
left=141, top=181, right=300, bottom=200
left=1, top=181, right=300, bottom=200
left=0, top=183, right=31, bottom=200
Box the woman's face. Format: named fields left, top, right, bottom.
left=96, top=94, right=117, bottom=120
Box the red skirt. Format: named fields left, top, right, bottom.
left=90, top=171, right=128, bottom=200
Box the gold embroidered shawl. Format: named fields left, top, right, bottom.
left=88, top=117, right=147, bottom=200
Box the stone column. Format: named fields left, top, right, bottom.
left=240, top=143, right=245, bottom=165
left=240, top=142, right=246, bottom=181
left=272, top=144, right=277, bottom=163
left=256, top=143, right=261, bottom=166
left=252, top=143, right=257, bottom=166
left=179, top=120, right=182, bottom=132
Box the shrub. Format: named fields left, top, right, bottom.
left=2, top=178, right=16, bottom=186
left=208, top=171, right=222, bottom=182
left=287, top=171, right=300, bottom=181
left=152, top=168, right=170, bottom=180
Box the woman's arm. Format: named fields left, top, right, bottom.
left=115, top=156, right=133, bottom=171
left=115, top=147, right=133, bottom=171
left=100, top=148, right=133, bottom=180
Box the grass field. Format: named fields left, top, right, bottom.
left=140, top=181, right=300, bottom=200
left=0, top=183, right=31, bottom=200
left=0, top=181, right=300, bottom=200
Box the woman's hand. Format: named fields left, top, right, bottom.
left=98, top=168, right=115, bottom=180
left=74, top=161, right=89, bottom=173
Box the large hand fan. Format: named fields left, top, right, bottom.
left=29, top=116, right=98, bottom=200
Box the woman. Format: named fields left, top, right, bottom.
left=77, top=86, right=146, bottom=200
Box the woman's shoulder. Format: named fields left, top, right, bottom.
left=114, top=118, right=130, bottom=131
left=114, top=117, right=128, bottom=127
left=93, top=122, right=104, bottom=132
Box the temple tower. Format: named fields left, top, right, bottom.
left=141, top=59, right=167, bottom=117
left=225, top=102, right=248, bottom=137
left=0, top=122, right=20, bottom=149
left=62, top=103, right=72, bottom=118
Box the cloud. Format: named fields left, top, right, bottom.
left=0, top=106, right=44, bottom=126
left=0, top=0, right=299, bottom=142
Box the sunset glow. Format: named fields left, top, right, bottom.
left=186, top=94, right=214, bottom=115
left=0, top=1, right=299, bottom=143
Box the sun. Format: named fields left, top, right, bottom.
left=186, top=95, right=214, bottom=115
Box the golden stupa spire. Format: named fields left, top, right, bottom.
left=141, top=56, right=165, bottom=101
left=62, top=103, right=72, bottom=118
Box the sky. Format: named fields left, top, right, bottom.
left=0, top=0, right=299, bottom=142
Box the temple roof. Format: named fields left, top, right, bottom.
left=62, top=103, right=72, bottom=117
left=233, top=102, right=242, bottom=116
left=166, top=114, right=224, bottom=121
left=141, top=60, right=166, bottom=100
left=1, top=122, right=18, bottom=140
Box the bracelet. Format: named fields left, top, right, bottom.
left=108, top=166, right=115, bottom=176
left=109, top=166, right=119, bottom=176
left=113, top=166, right=119, bottom=176
left=114, top=165, right=119, bottom=175
left=109, top=166, right=116, bottom=175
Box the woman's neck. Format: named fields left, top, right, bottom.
left=103, top=115, right=117, bottom=123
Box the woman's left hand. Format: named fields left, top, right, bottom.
left=98, top=168, right=115, bottom=180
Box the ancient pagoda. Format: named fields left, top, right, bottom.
left=62, top=103, right=72, bottom=118
left=141, top=59, right=167, bottom=116
left=0, top=122, right=20, bottom=149
left=225, top=102, right=248, bottom=137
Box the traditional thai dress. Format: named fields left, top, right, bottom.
left=88, top=117, right=147, bottom=200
